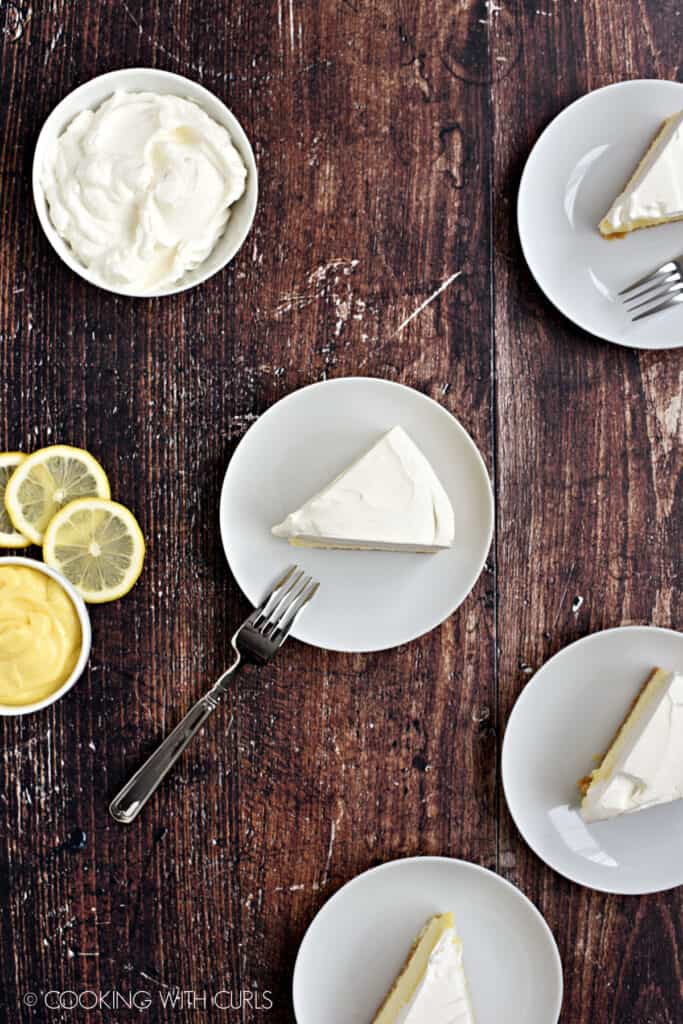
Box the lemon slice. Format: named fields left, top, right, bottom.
left=0, top=452, right=31, bottom=548
left=43, top=498, right=145, bottom=603
left=5, top=444, right=110, bottom=545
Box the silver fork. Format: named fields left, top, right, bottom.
left=619, top=256, right=683, bottom=321
left=109, top=566, right=319, bottom=824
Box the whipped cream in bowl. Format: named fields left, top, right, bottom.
left=33, top=69, right=257, bottom=296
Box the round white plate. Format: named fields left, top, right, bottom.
left=219, top=378, right=493, bottom=652
left=518, top=79, right=683, bottom=349
left=292, top=856, right=563, bottom=1024
left=502, top=626, right=683, bottom=895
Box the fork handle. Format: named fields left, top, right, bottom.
left=109, top=685, right=230, bottom=825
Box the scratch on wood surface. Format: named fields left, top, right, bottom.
left=323, top=819, right=336, bottom=880
left=45, top=913, right=76, bottom=945
left=321, top=806, right=342, bottom=888
left=479, top=0, right=502, bottom=23
left=121, top=1, right=226, bottom=81
left=271, top=258, right=360, bottom=319
left=227, top=412, right=259, bottom=439
left=395, top=271, right=462, bottom=334
left=43, top=22, right=63, bottom=64
left=138, top=968, right=169, bottom=989
left=551, top=560, right=576, bottom=631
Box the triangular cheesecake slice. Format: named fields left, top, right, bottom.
left=271, top=426, right=454, bottom=552
left=600, top=111, right=683, bottom=237
left=580, top=667, right=683, bottom=822
left=372, top=913, right=476, bottom=1024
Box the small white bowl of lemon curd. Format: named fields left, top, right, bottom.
left=0, top=556, right=91, bottom=716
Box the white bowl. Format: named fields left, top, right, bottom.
left=32, top=67, right=258, bottom=298
left=0, top=556, right=92, bottom=716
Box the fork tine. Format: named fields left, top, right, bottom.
left=274, top=580, right=320, bottom=642
left=626, top=280, right=683, bottom=312
left=252, top=566, right=300, bottom=626
left=631, top=291, right=683, bottom=322
left=261, top=574, right=312, bottom=636
left=254, top=567, right=304, bottom=626
left=619, top=260, right=678, bottom=295
left=258, top=565, right=296, bottom=607
left=622, top=271, right=680, bottom=305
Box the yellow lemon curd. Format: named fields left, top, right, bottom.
left=0, top=565, right=81, bottom=706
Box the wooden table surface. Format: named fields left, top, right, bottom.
left=1, top=1, right=682, bottom=1021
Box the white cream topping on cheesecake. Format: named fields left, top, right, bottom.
left=601, top=112, right=683, bottom=233
left=271, top=426, right=454, bottom=551
left=40, top=91, right=247, bottom=292
left=581, top=670, right=683, bottom=823
left=395, top=928, right=475, bottom=1024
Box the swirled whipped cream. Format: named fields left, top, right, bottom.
left=40, top=91, right=247, bottom=293
left=272, top=427, right=455, bottom=552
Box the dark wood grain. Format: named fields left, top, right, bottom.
left=491, top=3, right=683, bottom=1024
left=0, top=1, right=680, bottom=1022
